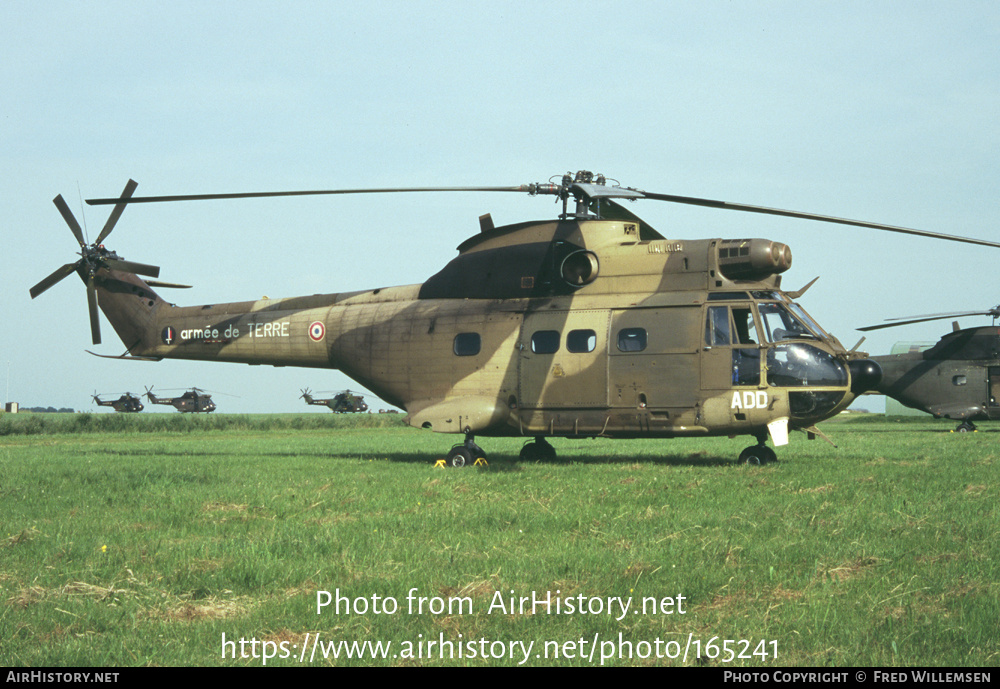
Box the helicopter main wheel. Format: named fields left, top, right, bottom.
left=738, top=445, right=777, bottom=466
left=956, top=421, right=977, bottom=433
left=519, top=437, right=556, bottom=461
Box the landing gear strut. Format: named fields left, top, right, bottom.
left=956, top=421, right=977, bottom=433
left=445, top=433, right=486, bottom=468
left=738, top=432, right=777, bottom=465
left=519, top=437, right=556, bottom=461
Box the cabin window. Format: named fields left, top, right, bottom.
left=706, top=306, right=731, bottom=346
left=531, top=330, right=560, bottom=354
left=953, top=375, right=967, bottom=386
left=567, top=329, right=597, bottom=353
left=453, top=332, right=481, bottom=356
left=617, top=327, right=647, bottom=352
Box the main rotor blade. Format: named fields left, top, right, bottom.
left=858, top=315, right=962, bottom=332
left=29, top=262, right=80, bottom=299
left=95, top=179, right=138, bottom=245
left=885, top=308, right=998, bottom=321
left=103, top=258, right=161, bottom=278
left=87, top=275, right=101, bottom=345
left=640, top=191, right=1000, bottom=249
left=858, top=308, right=1000, bottom=331
left=53, top=194, right=87, bottom=248
left=86, top=185, right=533, bottom=205
left=84, top=176, right=1000, bottom=250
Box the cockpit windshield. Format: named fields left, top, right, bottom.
left=787, top=303, right=830, bottom=340
left=767, top=344, right=848, bottom=387
left=757, top=302, right=816, bottom=342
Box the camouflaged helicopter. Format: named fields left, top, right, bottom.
left=301, top=389, right=370, bottom=413
left=859, top=306, right=1000, bottom=432
left=30, top=172, right=1000, bottom=466
left=144, top=386, right=217, bottom=413
left=92, top=391, right=144, bottom=413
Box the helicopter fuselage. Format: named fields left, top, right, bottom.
left=872, top=326, right=1000, bottom=425
left=91, top=217, right=878, bottom=446
left=93, top=394, right=144, bottom=413
left=145, top=389, right=217, bottom=413
left=302, top=391, right=369, bottom=413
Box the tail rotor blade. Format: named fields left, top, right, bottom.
left=87, top=274, right=101, bottom=345
left=30, top=262, right=80, bottom=299
left=53, top=195, right=87, bottom=248
left=95, top=179, right=138, bottom=245
left=104, top=258, right=161, bottom=278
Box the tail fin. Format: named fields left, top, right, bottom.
left=95, top=269, right=169, bottom=355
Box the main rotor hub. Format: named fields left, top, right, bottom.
left=543, top=170, right=619, bottom=220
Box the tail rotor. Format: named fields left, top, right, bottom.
left=30, top=180, right=160, bottom=345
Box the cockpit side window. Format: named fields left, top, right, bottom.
left=732, top=307, right=758, bottom=345
left=706, top=305, right=760, bottom=346
left=705, top=305, right=761, bottom=385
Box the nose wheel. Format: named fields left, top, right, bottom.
left=445, top=434, right=486, bottom=467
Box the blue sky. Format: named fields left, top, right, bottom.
left=3, top=1, right=998, bottom=413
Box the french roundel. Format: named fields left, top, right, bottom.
left=309, top=321, right=325, bottom=342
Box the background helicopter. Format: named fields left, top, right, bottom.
left=30, top=172, right=1000, bottom=466
left=144, top=387, right=218, bottom=413
left=92, top=391, right=144, bottom=413
left=858, top=306, right=1000, bottom=432
left=300, top=388, right=369, bottom=413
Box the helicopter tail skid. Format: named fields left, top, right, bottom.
left=86, top=349, right=163, bottom=362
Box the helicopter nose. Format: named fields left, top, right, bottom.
left=848, top=359, right=882, bottom=394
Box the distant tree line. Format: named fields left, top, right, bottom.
left=19, top=407, right=76, bottom=413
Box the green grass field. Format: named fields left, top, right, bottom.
left=1, top=413, right=996, bottom=667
